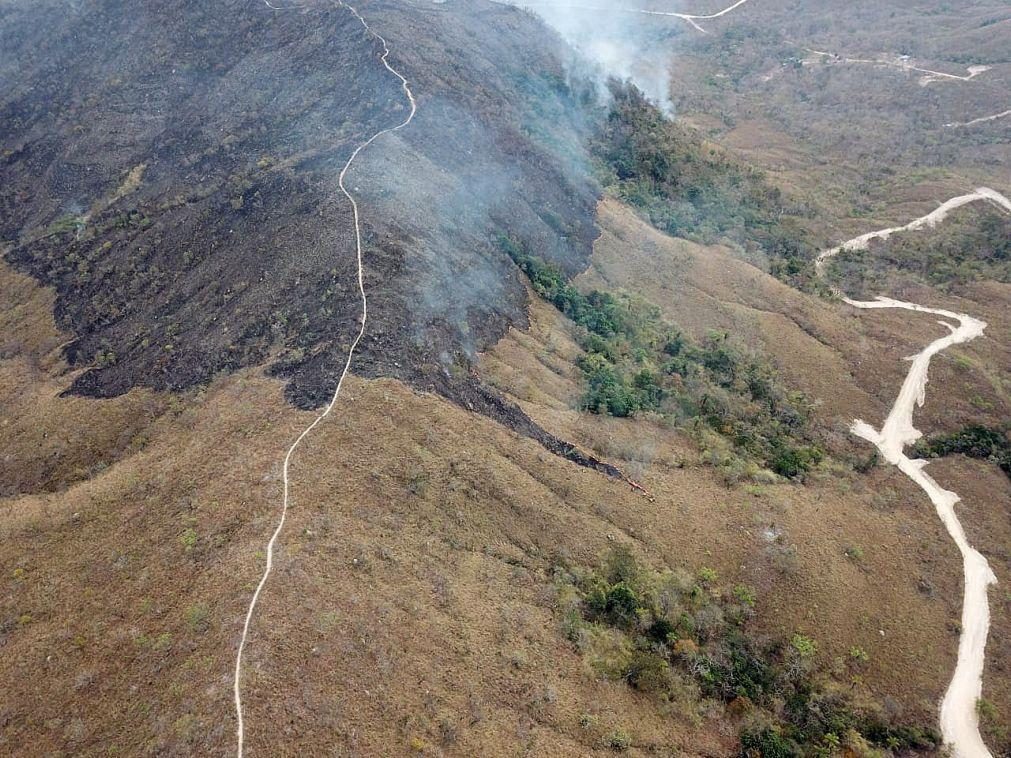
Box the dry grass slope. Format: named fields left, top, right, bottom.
left=2, top=189, right=1011, bottom=753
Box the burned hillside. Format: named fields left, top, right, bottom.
left=0, top=0, right=599, bottom=419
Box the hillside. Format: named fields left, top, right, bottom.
left=8, top=191, right=1011, bottom=754
left=0, top=0, right=597, bottom=416
left=1, top=0, right=1010, bottom=756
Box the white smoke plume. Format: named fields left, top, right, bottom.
left=502, top=0, right=684, bottom=113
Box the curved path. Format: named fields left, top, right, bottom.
left=815, top=188, right=1011, bottom=275
left=946, top=109, right=1011, bottom=129
left=634, top=0, right=752, bottom=32
left=232, top=3, right=416, bottom=756
left=803, top=48, right=991, bottom=87
left=510, top=0, right=752, bottom=32
left=818, top=187, right=1011, bottom=758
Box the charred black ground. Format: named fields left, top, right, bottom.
left=0, top=0, right=607, bottom=464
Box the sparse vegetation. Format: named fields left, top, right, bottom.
left=977, top=697, right=1009, bottom=749
left=734, top=585, right=757, bottom=607
left=557, top=547, right=940, bottom=756
left=179, top=528, right=198, bottom=552
left=844, top=546, right=865, bottom=562
left=825, top=206, right=1011, bottom=297
left=45, top=214, right=87, bottom=238
left=185, top=604, right=210, bottom=634
left=605, top=729, right=632, bottom=751
left=592, top=81, right=822, bottom=290
left=790, top=634, right=817, bottom=659
left=849, top=647, right=870, bottom=663
left=501, top=237, right=824, bottom=482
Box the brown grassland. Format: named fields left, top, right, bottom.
left=3, top=189, right=1009, bottom=754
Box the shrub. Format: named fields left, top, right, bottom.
left=740, top=725, right=801, bottom=758
left=179, top=528, right=198, bottom=551
left=604, top=544, right=640, bottom=584
left=914, top=425, right=1011, bottom=480
left=699, top=567, right=719, bottom=584
left=648, top=616, right=676, bottom=643
left=606, top=729, right=632, bottom=751
left=603, top=583, right=641, bottom=627
left=733, top=585, right=757, bottom=607
left=770, top=444, right=823, bottom=479
left=790, top=634, right=817, bottom=659
left=844, top=546, right=864, bottom=562
left=626, top=651, right=672, bottom=693
left=558, top=549, right=931, bottom=755
left=977, top=697, right=999, bottom=721
left=849, top=646, right=869, bottom=662
left=185, top=604, right=210, bottom=634
left=501, top=237, right=825, bottom=482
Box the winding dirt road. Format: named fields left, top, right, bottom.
left=818, top=187, right=1011, bottom=758
left=511, top=0, right=752, bottom=32
left=231, top=3, right=416, bottom=756
left=638, top=0, right=752, bottom=33
left=815, top=188, right=1011, bottom=276
left=946, top=109, right=1011, bottom=129
left=803, top=48, right=991, bottom=87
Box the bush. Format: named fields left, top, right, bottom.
left=649, top=616, right=676, bottom=643
left=626, top=651, right=672, bottom=693
left=502, top=237, right=825, bottom=482
left=740, top=725, right=801, bottom=758
left=606, top=729, right=632, bottom=751
left=770, top=444, right=823, bottom=479
left=559, top=549, right=932, bottom=756
left=604, top=544, right=640, bottom=584
left=179, top=528, right=198, bottom=551
left=733, top=585, right=757, bottom=607
left=790, top=634, right=817, bottom=658
left=914, top=425, right=1011, bottom=480
left=604, top=583, right=641, bottom=627
left=699, top=567, right=719, bottom=584
left=185, top=604, right=210, bottom=634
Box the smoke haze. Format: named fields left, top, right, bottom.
left=504, top=0, right=683, bottom=112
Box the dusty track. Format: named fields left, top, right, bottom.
left=946, top=109, right=1011, bottom=128
left=231, top=3, right=417, bottom=755
left=818, top=187, right=1011, bottom=758
left=816, top=188, right=1011, bottom=277
left=509, top=0, right=752, bottom=32
left=803, top=47, right=991, bottom=87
